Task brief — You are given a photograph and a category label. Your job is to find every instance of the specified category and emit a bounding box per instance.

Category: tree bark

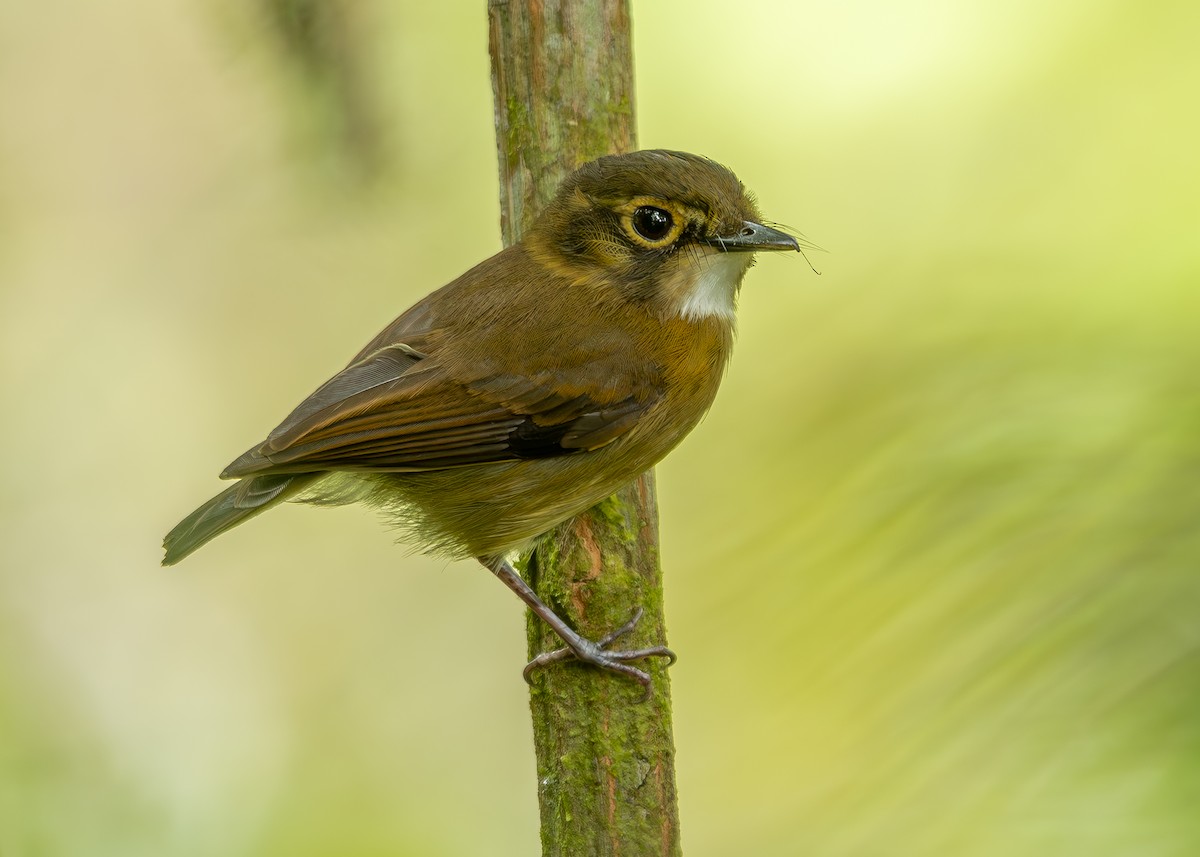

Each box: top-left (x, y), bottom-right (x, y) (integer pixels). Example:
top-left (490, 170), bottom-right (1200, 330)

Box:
top-left (487, 3), bottom-right (681, 855)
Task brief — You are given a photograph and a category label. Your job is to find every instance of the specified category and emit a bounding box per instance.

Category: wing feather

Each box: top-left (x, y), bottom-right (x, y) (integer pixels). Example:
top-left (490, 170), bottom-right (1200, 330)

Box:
top-left (221, 248), bottom-right (664, 479)
top-left (222, 340), bottom-right (655, 478)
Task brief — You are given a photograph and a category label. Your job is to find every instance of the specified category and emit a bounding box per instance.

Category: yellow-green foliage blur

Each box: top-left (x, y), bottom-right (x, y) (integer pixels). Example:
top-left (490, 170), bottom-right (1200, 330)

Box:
top-left (2, 1), bottom-right (1197, 855)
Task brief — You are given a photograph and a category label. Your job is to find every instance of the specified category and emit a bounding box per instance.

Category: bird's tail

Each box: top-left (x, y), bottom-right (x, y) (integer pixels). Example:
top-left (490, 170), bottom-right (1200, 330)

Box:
top-left (163, 473), bottom-right (318, 566)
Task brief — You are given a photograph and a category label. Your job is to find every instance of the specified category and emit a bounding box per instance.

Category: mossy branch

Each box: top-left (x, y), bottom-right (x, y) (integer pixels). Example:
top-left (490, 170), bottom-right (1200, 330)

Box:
top-left (487, 2), bottom-right (681, 855)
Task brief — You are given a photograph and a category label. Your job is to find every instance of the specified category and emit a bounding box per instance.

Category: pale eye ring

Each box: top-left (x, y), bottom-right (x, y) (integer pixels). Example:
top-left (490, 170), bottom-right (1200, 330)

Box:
top-left (631, 206), bottom-right (674, 242)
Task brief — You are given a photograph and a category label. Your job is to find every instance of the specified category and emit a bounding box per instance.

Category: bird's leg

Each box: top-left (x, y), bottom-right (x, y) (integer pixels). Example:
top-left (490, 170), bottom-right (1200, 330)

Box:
top-left (480, 555), bottom-right (676, 694)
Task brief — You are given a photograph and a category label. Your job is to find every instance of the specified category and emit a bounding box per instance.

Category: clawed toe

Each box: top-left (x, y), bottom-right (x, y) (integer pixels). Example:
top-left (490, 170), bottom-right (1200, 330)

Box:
top-left (481, 558), bottom-right (675, 698)
top-left (522, 607), bottom-right (676, 695)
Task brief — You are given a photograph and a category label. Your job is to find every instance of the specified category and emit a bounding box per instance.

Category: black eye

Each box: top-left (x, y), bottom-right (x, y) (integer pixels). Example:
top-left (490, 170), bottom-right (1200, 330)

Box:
top-left (631, 206), bottom-right (674, 242)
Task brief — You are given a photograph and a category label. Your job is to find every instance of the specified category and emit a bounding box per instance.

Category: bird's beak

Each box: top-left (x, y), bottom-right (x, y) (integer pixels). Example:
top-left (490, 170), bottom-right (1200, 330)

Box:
top-left (704, 220), bottom-right (800, 253)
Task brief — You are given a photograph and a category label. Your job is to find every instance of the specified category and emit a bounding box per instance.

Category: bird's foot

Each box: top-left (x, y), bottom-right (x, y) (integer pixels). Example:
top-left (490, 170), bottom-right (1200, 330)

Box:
top-left (522, 607), bottom-right (676, 697)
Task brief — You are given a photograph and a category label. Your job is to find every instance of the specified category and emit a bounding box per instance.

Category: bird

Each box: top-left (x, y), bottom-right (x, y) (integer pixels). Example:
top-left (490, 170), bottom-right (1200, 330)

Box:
top-left (163, 149), bottom-right (799, 690)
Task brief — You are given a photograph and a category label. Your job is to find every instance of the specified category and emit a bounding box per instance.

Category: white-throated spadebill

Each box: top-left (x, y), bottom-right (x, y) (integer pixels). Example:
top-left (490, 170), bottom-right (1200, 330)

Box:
top-left (164, 150), bottom-right (800, 690)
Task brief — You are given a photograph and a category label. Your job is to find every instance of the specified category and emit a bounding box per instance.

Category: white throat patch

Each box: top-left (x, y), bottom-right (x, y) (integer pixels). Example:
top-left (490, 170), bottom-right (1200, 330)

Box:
top-left (677, 252), bottom-right (751, 324)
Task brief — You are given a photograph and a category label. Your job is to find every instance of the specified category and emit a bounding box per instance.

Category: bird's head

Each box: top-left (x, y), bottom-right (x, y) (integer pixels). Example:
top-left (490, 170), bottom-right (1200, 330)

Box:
top-left (526, 149), bottom-right (799, 324)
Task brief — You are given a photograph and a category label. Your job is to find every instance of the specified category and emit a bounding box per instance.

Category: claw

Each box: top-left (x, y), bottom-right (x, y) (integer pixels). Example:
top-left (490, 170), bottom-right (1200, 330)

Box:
top-left (522, 607), bottom-right (677, 698)
top-left (481, 556), bottom-right (676, 699)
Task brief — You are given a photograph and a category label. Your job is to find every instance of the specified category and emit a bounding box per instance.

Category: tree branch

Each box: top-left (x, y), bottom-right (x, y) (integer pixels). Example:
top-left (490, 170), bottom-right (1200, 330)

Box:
top-left (488, 2), bottom-right (681, 855)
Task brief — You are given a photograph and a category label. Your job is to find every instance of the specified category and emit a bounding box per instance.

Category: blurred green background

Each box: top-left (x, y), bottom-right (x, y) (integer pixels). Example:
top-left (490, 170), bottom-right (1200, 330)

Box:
top-left (2, 1), bottom-right (1198, 854)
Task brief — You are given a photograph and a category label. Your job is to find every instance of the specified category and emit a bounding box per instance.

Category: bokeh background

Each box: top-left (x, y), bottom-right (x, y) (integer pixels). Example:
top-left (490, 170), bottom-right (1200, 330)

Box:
top-left (2, 1), bottom-right (1198, 854)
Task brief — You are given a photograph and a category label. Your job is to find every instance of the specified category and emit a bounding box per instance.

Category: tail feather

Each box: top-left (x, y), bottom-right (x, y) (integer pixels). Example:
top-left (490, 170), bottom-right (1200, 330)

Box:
top-left (163, 474), bottom-right (318, 565)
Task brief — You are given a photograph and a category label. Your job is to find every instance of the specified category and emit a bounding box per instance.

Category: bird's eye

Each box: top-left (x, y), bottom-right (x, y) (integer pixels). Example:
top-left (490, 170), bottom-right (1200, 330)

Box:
top-left (631, 206), bottom-right (674, 242)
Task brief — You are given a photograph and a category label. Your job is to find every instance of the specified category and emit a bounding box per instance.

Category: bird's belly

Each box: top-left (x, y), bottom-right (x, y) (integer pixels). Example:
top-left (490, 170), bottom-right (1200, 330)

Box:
top-left (318, 403), bottom-right (697, 559)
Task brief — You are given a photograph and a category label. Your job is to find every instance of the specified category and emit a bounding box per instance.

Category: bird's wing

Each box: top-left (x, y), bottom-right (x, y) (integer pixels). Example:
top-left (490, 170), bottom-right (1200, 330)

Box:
top-left (221, 341), bottom-right (654, 477)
